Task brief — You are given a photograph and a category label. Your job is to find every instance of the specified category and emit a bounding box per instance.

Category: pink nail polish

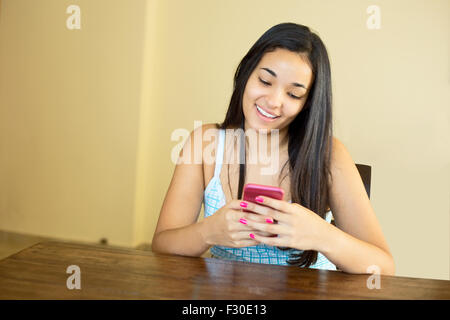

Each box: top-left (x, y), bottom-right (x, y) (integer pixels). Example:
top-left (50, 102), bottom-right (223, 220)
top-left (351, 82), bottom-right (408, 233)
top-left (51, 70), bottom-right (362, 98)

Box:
top-left (239, 218), bottom-right (247, 225)
top-left (240, 201), bottom-right (248, 208)
top-left (266, 218), bottom-right (274, 224)
top-left (255, 196), bottom-right (264, 203)
top-left (249, 233), bottom-right (255, 239)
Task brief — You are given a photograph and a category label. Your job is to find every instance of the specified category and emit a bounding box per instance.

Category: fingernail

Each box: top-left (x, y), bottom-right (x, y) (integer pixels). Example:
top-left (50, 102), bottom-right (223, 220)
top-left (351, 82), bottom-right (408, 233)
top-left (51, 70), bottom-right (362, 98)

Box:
top-left (239, 218), bottom-right (247, 225)
top-left (240, 201), bottom-right (248, 208)
top-left (249, 233), bottom-right (255, 239)
top-left (255, 196), bottom-right (264, 203)
top-left (266, 218), bottom-right (274, 224)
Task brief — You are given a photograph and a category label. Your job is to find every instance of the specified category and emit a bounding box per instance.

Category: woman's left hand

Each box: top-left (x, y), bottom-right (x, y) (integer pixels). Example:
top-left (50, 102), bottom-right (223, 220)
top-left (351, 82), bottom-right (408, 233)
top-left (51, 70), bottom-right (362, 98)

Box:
top-left (241, 196), bottom-right (330, 251)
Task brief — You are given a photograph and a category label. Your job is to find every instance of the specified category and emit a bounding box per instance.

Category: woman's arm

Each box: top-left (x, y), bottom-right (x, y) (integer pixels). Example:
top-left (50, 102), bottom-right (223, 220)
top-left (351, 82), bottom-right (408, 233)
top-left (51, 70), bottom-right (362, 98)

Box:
top-left (322, 137), bottom-right (395, 275)
top-left (152, 220), bottom-right (211, 257)
top-left (151, 124), bottom-right (216, 256)
top-left (317, 222), bottom-right (395, 275)
top-left (241, 136), bottom-right (395, 275)
top-left (152, 123), bottom-right (261, 256)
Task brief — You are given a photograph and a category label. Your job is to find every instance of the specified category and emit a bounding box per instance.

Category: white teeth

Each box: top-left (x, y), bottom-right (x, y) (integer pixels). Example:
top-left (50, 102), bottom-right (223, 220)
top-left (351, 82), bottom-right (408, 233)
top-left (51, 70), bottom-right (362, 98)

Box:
top-left (256, 105), bottom-right (278, 118)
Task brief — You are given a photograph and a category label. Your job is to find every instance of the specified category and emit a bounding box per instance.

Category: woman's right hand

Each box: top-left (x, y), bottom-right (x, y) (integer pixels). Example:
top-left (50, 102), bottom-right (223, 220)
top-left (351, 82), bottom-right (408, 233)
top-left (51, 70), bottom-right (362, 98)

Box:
top-left (201, 200), bottom-right (274, 248)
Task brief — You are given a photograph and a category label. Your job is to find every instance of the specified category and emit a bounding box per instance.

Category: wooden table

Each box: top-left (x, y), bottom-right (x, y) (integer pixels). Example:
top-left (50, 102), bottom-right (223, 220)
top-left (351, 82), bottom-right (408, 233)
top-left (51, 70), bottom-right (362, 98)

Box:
top-left (0, 241), bottom-right (449, 300)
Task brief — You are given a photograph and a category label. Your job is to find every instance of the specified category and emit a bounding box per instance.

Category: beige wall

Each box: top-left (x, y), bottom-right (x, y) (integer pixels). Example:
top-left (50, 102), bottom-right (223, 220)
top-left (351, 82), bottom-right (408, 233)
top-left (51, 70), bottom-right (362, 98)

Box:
top-left (0, 0), bottom-right (147, 246)
top-left (0, 0), bottom-right (448, 280)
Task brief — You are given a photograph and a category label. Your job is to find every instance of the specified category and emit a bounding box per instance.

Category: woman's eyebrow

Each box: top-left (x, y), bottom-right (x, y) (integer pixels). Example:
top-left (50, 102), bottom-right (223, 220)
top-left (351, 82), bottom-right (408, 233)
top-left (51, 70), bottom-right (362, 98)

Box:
top-left (260, 67), bottom-right (306, 89)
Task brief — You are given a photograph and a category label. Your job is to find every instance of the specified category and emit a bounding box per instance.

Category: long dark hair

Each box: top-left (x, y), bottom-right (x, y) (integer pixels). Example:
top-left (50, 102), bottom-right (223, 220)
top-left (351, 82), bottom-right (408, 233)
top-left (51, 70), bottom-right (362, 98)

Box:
top-left (218, 22), bottom-right (333, 268)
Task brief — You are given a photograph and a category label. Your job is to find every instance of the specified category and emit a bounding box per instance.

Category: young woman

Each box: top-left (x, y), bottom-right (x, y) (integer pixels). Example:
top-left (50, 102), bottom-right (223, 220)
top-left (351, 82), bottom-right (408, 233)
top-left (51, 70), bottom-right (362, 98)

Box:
top-left (152, 23), bottom-right (395, 275)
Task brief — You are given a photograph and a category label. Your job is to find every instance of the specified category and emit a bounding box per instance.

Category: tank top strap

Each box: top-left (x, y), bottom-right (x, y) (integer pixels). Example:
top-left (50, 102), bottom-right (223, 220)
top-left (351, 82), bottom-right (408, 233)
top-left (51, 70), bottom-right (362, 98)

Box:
top-left (213, 129), bottom-right (225, 178)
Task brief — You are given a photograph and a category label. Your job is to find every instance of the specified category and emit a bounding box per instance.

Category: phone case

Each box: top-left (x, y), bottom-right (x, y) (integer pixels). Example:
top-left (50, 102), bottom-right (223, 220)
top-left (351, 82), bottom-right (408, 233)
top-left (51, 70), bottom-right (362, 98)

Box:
top-left (242, 183), bottom-right (284, 213)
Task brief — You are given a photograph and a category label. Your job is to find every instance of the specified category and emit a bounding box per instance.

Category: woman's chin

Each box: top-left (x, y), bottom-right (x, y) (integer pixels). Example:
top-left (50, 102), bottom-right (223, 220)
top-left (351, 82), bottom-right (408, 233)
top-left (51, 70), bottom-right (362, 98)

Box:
top-left (245, 119), bottom-right (276, 132)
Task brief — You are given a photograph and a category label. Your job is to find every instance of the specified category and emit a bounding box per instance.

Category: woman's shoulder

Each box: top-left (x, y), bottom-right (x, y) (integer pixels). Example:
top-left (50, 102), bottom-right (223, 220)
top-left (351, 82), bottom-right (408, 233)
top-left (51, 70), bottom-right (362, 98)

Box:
top-left (190, 122), bottom-right (220, 136)
top-left (328, 136), bottom-right (360, 190)
top-left (201, 122), bottom-right (221, 133)
top-left (331, 136), bottom-right (344, 150)
top-left (330, 136), bottom-right (353, 167)
top-left (185, 123), bottom-right (221, 164)
top-left (195, 123), bottom-right (221, 145)
top-left (178, 123), bottom-right (219, 164)
top-left (186, 123), bottom-right (220, 143)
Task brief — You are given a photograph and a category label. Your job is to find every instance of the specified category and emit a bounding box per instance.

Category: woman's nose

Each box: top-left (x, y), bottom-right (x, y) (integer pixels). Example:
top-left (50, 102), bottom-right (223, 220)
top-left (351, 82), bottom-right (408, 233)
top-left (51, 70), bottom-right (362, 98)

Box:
top-left (266, 88), bottom-right (283, 109)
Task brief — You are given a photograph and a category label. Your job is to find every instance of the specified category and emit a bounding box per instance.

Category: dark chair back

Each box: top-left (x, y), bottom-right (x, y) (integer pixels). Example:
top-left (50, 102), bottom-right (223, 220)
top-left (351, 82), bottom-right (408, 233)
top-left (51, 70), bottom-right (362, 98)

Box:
top-left (355, 164), bottom-right (371, 199)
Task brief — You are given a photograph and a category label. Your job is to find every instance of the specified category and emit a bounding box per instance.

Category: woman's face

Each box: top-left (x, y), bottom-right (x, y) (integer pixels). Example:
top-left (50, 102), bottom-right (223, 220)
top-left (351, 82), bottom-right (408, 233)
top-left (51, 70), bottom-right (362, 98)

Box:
top-left (242, 48), bottom-right (314, 133)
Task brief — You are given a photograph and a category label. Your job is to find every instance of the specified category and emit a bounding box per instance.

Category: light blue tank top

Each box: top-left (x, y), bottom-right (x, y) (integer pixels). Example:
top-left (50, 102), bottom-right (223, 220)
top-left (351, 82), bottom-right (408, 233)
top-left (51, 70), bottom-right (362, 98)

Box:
top-left (203, 129), bottom-right (337, 270)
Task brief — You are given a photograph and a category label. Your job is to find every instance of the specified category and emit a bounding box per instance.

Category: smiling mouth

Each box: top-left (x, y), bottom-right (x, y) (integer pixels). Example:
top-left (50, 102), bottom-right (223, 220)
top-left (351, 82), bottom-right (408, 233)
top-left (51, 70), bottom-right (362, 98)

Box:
top-left (255, 104), bottom-right (280, 119)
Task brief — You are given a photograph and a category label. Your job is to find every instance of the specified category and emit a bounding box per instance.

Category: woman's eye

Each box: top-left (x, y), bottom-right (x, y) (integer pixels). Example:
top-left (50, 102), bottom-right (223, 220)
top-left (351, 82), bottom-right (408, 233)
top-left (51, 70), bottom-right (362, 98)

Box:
top-left (259, 78), bottom-right (270, 86)
top-left (259, 77), bottom-right (302, 100)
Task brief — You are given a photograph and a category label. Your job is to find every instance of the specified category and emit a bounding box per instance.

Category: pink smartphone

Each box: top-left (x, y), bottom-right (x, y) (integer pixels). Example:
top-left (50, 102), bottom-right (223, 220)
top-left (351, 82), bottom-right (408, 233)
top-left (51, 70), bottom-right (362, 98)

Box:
top-left (242, 183), bottom-right (284, 213)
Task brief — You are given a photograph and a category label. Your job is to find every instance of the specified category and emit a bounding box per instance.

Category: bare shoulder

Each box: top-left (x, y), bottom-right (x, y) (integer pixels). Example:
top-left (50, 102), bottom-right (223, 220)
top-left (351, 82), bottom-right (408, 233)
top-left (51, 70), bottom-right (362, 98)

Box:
top-left (329, 137), bottom-right (356, 176)
top-left (328, 137), bottom-right (361, 202)
top-left (191, 123), bottom-right (220, 147)
top-left (328, 136), bottom-right (370, 223)
top-left (153, 123), bottom-right (220, 236)
top-left (200, 123), bottom-right (220, 141)
top-left (331, 137), bottom-right (351, 163)
top-left (328, 137), bottom-right (392, 257)
top-left (180, 123), bottom-right (220, 162)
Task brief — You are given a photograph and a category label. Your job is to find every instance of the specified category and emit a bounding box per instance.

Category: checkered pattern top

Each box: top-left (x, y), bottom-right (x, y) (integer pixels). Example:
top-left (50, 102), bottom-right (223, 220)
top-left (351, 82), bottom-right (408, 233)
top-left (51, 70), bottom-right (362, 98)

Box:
top-left (203, 129), bottom-right (337, 270)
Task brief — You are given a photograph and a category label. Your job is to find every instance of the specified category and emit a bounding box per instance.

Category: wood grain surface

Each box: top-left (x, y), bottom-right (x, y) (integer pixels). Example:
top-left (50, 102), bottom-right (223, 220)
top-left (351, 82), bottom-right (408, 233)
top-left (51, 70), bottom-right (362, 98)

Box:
top-left (0, 241), bottom-right (448, 300)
